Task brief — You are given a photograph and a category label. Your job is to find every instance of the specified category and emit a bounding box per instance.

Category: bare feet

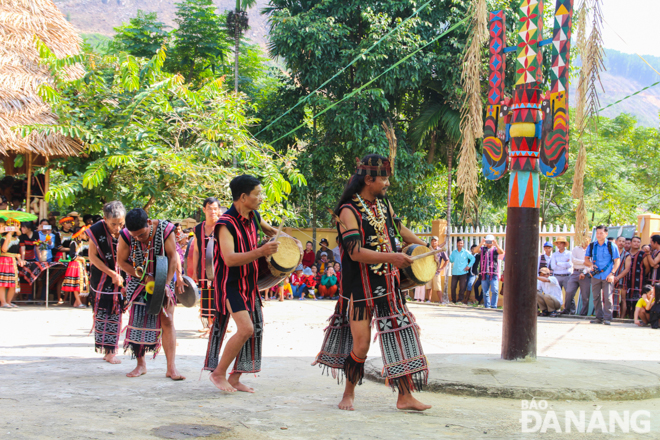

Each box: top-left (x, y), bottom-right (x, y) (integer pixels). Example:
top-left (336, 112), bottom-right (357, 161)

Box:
top-left (126, 364), bottom-right (147, 377)
top-left (210, 373), bottom-right (236, 392)
top-left (396, 394), bottom-right (432, 411)
top-left (103, 353), bottom-right (122, 364)
top-left (228, 373), bottom-right (254, 393)
top-left (166, 367), bottom-right (186, 381)
top-left (338, 392), bottom-right (355, 411)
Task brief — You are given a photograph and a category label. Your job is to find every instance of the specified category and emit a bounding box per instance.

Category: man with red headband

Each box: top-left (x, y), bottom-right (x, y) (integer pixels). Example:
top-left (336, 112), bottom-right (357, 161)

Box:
top-left (313, 154), bottom-right (431, 412)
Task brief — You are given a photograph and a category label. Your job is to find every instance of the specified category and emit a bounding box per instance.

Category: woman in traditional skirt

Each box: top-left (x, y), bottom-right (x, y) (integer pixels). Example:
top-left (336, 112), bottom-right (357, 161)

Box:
top-left (54, 216), bottom-right (75, 262)
top-left (60, 226), bottom-right (89, 308)
top-left (86, 201), bottom-right (126, 364)
top-left (0, 219), bottom-right (21, 308)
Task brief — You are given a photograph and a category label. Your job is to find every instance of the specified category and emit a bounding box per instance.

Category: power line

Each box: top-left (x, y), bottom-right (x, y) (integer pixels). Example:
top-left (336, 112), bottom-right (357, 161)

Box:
top-left (255, 0), bottom-right (436, 137)
top-left (597, 80), bottom-right (660, 113)
top-left (269, 16), bottom-right (469, 145)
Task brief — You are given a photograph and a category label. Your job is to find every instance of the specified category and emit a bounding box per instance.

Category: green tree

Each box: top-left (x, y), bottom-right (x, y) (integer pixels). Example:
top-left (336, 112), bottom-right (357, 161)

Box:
top-left (23, 40), bottom-right (305, 220)
top-left (227, 0), bottom-right (256, 93)
top-left (171, 0), bottom-right (230, 84)
top-left (111, 10), bottom-right (169, 59)
top-left (260, 0), bottom-right (470, 227)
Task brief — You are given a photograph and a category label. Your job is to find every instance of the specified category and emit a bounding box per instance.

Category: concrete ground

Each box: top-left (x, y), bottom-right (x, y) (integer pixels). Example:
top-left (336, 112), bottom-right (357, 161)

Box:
top-left (2, 300), bottom-right (660, 439)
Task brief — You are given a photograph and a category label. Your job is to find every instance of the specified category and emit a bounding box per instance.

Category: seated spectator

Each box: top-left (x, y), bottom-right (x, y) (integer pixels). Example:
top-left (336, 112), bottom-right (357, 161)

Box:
top-left (290, 265), bottom-right (305, 299)
top-left (302, 241), bottom-right (315, 268)
top-left (634, 284), bottom-right (654, 327)
top-left (319, 267), bottom-right (338, 299)
top-left (302, 266), bottom-right (318, 300)
top-left (537, 267), bottom-right (563, 317)
top-left (282, 277), bottom-right (293, 300)
top-left (317, 252), bottom-right (330, 274)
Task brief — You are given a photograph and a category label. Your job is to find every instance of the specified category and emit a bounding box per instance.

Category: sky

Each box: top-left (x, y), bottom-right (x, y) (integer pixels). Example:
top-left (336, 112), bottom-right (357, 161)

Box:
top-left (601, 0), bottom-right (660, 57)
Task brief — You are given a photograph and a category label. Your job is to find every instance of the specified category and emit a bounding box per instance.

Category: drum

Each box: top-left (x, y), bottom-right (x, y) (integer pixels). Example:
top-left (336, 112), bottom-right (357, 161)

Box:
top-left (177, 275), bottom-right (200, 307)
top-left (257, 235), bottom-right (302, 291)
top-left (399, 244), bottom-right (438, 291)
top-left (147, 255), bottom-right (169, 315)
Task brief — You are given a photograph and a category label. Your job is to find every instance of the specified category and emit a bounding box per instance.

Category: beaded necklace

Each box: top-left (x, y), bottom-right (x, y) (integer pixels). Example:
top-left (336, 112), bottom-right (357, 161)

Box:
top-left (131, 222), bottom-right (153, 280)
top-left (354, 194), bottom-right (390, 276)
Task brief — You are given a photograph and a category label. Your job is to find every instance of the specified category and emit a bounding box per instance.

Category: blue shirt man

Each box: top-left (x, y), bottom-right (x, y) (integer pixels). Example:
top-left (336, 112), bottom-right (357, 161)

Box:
top-left (450, 246), bottom-right (476, 276)
top-left (585, 226), bottom-right (621, 325)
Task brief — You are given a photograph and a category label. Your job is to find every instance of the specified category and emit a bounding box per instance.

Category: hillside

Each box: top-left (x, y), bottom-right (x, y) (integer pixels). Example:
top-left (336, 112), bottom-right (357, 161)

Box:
top-left (54, 0), bottom-right (271, 47)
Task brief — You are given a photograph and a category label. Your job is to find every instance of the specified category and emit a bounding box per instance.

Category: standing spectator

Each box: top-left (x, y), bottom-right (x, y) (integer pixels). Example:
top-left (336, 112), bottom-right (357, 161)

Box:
top-left (612, 236), bottom-right (630, 318)
top-left (448, 238), bottom-right (475, 304)
top-left (585, 225), bottom-right (621, 325)
top-left (624, 237), bottom-right (632, 254)
top-left (19, 221), bottom-right (37, 262)
top-left (625, 236), bottom-right (647, 317)
top-left (538, 242), bottom-right (553, 272)
top-left (37, 219), bottom-right (56, 262)
top-left (565, 238), bottom-right (591, 316)
top-left (645, 235), bottom-right (660, 285)
top-left (467, 244), bottom-right (482, 305)
top-left (315, 238), bottom-right (330, 264)
top-left (479, 234), bottom-right (504, 309)
top-left (301, 241), bottom-right (315, 268)
top-left (549, 237), bottom-right (573, 312)
top-left (319, 266), bottom-right (338, 299)
top-left (331, 237), bottom-right (341, 265)
top-left (537, 267), bottom-right (563, 316)
top-left (428, 236), bottom-right (448, 302)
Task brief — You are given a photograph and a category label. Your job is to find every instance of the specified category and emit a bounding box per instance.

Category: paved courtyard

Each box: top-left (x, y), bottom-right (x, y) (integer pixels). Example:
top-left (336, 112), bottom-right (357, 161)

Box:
top-left (2, 301), bottom-right (660, 439)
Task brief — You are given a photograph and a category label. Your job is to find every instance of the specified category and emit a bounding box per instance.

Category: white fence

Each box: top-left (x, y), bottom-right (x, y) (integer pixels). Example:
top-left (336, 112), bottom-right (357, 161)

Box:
top-left (446, 224), bottom-right (576, 255)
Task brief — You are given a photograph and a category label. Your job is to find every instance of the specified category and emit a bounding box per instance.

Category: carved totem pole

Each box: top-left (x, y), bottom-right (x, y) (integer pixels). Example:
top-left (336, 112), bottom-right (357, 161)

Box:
top-left (482, 0), bottom-right (573, 359)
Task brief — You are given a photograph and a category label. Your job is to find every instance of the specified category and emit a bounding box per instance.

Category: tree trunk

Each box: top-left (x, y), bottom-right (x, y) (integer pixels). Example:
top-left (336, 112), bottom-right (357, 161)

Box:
top-left (143, 195), bottom-right (156, 213)
top-left (427, 131), bottom-right (437, 164)
top-left (234, 8), bottom-right (240, 94)
top-left (443, 141), bottom-right (454, 304)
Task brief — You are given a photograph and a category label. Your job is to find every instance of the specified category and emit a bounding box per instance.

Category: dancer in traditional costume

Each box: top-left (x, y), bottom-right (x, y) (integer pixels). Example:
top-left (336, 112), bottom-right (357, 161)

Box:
top-left (0, 219), bottom-right (21, 308)
top-left (193, 197), bottom-right (222, 334)
top-left (117, 208), bottom-right (185, 380)
top-left (313, 154), bottom-right (431, 411)
top-left (86, 201), bottom-right (126, 364)
top-left (205, 175), bottom-right (279, 393)
top-left (61, 227), bottom-right (90, 305)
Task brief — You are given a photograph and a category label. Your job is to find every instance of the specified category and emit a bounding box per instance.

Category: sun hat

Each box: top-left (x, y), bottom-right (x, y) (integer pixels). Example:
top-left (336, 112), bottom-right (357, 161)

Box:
top-left (554, 236), bottom-right (569, 246)
top-left (303, 267), bottom-right (313, 276)
top-left (539, 267), bottom-right (551, 275)
top-left (295, 264), bottom-right (303, 271)
top-left (485, 234), bottom-right (495, 241)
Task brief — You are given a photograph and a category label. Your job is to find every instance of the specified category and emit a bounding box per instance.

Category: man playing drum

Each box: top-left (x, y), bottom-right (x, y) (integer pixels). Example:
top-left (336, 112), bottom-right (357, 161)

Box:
top-left (117, 208), bottom-right (185, 380)
top-left (313, 154), bottom-right (432, 411)
top-left (193, 197), bottom-right (222, 335)
top-left (204, 175), bottom-right (279, 393)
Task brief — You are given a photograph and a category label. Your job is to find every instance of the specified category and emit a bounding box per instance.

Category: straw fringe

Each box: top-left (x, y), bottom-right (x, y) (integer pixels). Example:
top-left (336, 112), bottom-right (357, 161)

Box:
top-left (456, 0), bottom-right (487, 219)
top-left (0, 0), bottom-right (83, 156)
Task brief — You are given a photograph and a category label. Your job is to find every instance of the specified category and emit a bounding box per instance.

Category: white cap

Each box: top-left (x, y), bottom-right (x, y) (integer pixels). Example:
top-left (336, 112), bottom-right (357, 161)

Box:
top-left (485, 234), bottom-right (495, 241)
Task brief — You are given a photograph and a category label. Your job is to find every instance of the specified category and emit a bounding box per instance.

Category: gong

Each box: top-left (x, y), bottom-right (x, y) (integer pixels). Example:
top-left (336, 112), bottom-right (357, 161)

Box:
top-left (205, 238), bottom-right (215, 282)
top-left (147, 255), bottom-right (169, 315)
top-left (177, 275), bottom-right (200, 307)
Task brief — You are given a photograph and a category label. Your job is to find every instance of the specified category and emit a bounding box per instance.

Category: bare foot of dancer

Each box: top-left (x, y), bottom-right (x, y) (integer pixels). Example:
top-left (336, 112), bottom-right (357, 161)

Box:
top-left (396, 393), bottom-right (432, 411)
top-left (209, 372), bottom-right (237, 392)
top-left (228, 373), bottom-right (254, 393)
top-left (126, 364), bottom-right (147, 377)
top-left (338, 392), bottom-right (355, 411)
top-left (103, 353), bottom-right (122, 364)
top-left (166, 367), bottom-right (186, 381)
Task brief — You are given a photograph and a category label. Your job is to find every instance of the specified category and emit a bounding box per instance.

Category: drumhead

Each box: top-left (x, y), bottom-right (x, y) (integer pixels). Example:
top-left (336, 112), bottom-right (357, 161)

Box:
top-left (269, 236), bottom-right (300, 273)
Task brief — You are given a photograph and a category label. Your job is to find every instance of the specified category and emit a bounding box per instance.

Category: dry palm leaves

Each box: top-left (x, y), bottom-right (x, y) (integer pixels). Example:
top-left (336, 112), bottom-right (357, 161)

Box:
top-left (456, 0), bottom-right (487, 220)
top-left (0, 0), bottom-right (83, 157)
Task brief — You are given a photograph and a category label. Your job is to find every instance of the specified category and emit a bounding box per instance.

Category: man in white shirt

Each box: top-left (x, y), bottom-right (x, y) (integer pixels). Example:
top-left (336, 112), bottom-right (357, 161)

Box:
top-left (537, 267), bottom-right (563, 316)
top-left (549, 237), bottom-right (573, 312)
top-left (564, 238), bottom-right (591, 315)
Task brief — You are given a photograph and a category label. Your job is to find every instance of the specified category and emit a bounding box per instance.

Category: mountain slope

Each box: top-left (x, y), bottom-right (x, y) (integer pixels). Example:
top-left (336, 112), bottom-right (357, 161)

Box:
top-left (54, 0), bottom-right (271, 47)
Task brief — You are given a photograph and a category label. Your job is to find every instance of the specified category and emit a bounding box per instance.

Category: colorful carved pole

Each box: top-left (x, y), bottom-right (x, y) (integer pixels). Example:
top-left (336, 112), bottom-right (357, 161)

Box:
top-left (482, 0), bottom-right (574, 360)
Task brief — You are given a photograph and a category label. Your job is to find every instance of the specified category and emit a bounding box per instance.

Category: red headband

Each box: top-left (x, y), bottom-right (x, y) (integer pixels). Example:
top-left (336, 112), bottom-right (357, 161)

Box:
top-left (355, 157), bottom-right (391, 177)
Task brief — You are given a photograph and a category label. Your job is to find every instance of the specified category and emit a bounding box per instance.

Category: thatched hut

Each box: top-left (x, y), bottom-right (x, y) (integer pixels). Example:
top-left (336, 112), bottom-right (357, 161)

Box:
top-left (0, 0), bottom-right (83, 216)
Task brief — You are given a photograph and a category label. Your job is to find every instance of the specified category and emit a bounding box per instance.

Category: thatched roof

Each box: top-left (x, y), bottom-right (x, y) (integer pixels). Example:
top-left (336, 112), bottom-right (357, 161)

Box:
top-left (0, 0), bottom-right (83, 157)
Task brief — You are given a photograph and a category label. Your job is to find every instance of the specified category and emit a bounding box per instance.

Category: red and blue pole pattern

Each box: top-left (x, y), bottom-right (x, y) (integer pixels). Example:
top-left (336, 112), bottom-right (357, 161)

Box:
top-left (482, 0), bottom-right (573, 208)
